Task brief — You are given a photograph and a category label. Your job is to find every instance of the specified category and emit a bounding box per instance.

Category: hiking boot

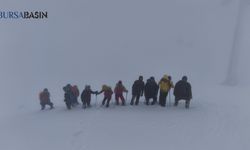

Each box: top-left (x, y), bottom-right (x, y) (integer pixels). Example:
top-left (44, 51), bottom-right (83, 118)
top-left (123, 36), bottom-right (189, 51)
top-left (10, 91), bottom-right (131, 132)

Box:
top-left (160, 104), bottom-right (166, 107)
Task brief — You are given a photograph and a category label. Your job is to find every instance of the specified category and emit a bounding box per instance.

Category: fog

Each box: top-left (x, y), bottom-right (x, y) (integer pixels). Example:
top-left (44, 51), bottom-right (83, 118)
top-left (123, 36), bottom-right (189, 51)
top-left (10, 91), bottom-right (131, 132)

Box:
top-left (0, 0), bottom-right (249, 114)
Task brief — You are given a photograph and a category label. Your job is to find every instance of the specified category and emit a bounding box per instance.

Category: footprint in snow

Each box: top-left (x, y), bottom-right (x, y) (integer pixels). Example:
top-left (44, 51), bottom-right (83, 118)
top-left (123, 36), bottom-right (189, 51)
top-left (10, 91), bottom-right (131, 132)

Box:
top-left (73, 130), bottom-right (83, 137)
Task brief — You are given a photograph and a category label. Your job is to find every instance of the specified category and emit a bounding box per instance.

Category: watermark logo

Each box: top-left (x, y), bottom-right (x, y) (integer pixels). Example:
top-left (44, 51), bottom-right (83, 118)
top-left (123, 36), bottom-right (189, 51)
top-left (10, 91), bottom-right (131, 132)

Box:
top-left (0, 11), bottom-right (48, 19)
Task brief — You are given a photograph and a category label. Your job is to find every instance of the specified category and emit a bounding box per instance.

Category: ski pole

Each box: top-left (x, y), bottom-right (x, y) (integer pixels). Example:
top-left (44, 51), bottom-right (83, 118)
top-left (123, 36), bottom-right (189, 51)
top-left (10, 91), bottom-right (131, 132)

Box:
top-left (95, 94), bottom-right (98, 108)
top-left (125, 92), bottom-right (128, 105)
top-left (126, 92), bottom-right (128, 101)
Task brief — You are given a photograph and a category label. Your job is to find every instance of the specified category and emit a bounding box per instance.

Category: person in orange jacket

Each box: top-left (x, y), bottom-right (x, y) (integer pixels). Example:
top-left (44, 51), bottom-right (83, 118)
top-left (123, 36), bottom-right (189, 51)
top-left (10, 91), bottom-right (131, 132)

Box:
top-left (39, 88), bottom-right (54, 110)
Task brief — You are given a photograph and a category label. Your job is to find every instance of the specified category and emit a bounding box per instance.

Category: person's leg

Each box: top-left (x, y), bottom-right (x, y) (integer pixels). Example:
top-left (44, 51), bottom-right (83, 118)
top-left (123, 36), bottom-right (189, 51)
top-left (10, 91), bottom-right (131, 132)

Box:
top-left (82, 99), bottom-right (87, 108)
top-left (130, 95), bottom-right (135, 105)
top-left (162, 92), bottom-right (168, 107)
top-left (66, 102), bottom-right (71, 109)
top-left (174, 98), bottom-right (179, 106)
top-left (106, 97), bottom-right (111, 107)
top-left (87, 98), bottom-right (91, 107)
top-left (145, 97), bottom-right (149, 105)
top-left (159, 92), bottom-right (163, 106)
top-left (185, 99), bottom-right (190, 109)
top-left (151, 96), bottom-right (157, 105)
top-left (135, 94), bottom-right (140, 105)
top-left (71, 97), bottom-right (76, 107)
top-left (120, 95), bottom-right (125, 105)
top-left (102, 97), bottom-right (107, 105)
top-left (48, 101), bottom-right (54, 109)
top-left (40, 102), bottom-right (45, 110)
top-left (115, 95), bottom-right (119, 105)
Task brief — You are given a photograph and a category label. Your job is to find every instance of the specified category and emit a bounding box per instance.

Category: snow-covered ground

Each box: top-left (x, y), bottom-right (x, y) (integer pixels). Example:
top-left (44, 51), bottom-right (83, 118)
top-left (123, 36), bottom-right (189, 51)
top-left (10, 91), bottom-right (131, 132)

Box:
top-left (0, 0), bottom-right (250, 150)
top-left (0, 84), bottom-right (249, 150)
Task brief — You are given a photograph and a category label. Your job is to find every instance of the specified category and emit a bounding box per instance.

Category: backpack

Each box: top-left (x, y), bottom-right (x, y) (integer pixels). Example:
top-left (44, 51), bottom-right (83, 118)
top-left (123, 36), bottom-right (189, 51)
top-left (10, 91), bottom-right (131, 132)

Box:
top-left (39, 91), bottom-right (49, 102)
top-left (159, 79), bottom-right (171, 92)
top-left (71, 86), bottom-right (79, 97)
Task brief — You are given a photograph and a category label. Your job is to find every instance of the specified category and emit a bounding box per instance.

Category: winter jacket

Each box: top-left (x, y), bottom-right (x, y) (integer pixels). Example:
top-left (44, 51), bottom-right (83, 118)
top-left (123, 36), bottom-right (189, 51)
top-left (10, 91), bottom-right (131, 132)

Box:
top-left (63, 86), bottom-right (74, 103)
top-left (39, 91), bottom-right (50, 103)
top-left (132, 80), bottom-right (144, 96)
top-left (174, 80), bottom-right (192, 100)
top-left (114, 83), bottom-right (127, 96)
top-left (81, 89), bottom-right (96, 102)
top-left (159, 75), bottom-right (174, 93)
top-left (64, 92), bottom-right (72, 103)
top-left (144, 79), bottom-right (159, 98)
top-left (98, 86), bottom-right (113, 98)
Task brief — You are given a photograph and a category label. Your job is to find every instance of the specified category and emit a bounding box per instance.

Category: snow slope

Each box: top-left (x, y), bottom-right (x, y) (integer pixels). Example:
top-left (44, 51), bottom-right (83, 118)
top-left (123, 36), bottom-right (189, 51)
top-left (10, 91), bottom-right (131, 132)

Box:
top-left (0, 84), bottom-right (249, 150)
top-left (0, 0), bottom-right (250, 150)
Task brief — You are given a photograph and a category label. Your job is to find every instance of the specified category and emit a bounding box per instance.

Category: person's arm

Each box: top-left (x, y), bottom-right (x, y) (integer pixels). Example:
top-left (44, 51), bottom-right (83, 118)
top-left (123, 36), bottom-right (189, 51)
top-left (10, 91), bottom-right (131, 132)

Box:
top-left (132, 82), bottom-right (135, 93)
top-left (90, 90), bottom-right (98, 94)
top-left (123, 86), bottom-right (128, 93)
top-left (97, 90), bottom-right (104, 95)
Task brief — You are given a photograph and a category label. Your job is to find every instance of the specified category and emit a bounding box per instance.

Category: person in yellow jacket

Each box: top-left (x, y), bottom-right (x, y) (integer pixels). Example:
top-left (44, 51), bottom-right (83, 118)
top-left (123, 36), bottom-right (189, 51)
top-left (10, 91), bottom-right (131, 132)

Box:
top-left (158, 75), bottom-right (174, 107)
top-left (97, 85), bottom-right (113, 108)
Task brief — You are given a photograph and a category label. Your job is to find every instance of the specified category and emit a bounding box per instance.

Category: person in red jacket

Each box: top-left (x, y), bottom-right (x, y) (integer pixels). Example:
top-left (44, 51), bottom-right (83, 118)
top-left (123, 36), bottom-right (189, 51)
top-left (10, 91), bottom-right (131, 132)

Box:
top-left (39, 88), bottom-right (54, 110)
top-left (114, 80), bottom-right (128, 105)
top-left (97, 85), bottom-right (113, 108)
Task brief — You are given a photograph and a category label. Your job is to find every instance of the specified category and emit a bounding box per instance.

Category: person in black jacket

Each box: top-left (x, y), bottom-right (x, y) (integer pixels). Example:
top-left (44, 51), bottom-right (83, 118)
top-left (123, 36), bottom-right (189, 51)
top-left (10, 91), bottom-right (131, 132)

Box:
top-left (144, 77), bottom-right (159, 105)
top-left (81, 85), bottom-right (98, 109)
top-left (130, 76), bottom-right (145, 105)
top-left (174, 76), bottom-right (192, 109)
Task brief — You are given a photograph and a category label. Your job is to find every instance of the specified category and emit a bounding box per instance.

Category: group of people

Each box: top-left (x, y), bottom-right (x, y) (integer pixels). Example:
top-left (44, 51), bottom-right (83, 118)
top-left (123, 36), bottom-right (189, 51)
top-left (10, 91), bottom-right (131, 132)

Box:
top-left (39, 75), bottom-right (192, 110)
